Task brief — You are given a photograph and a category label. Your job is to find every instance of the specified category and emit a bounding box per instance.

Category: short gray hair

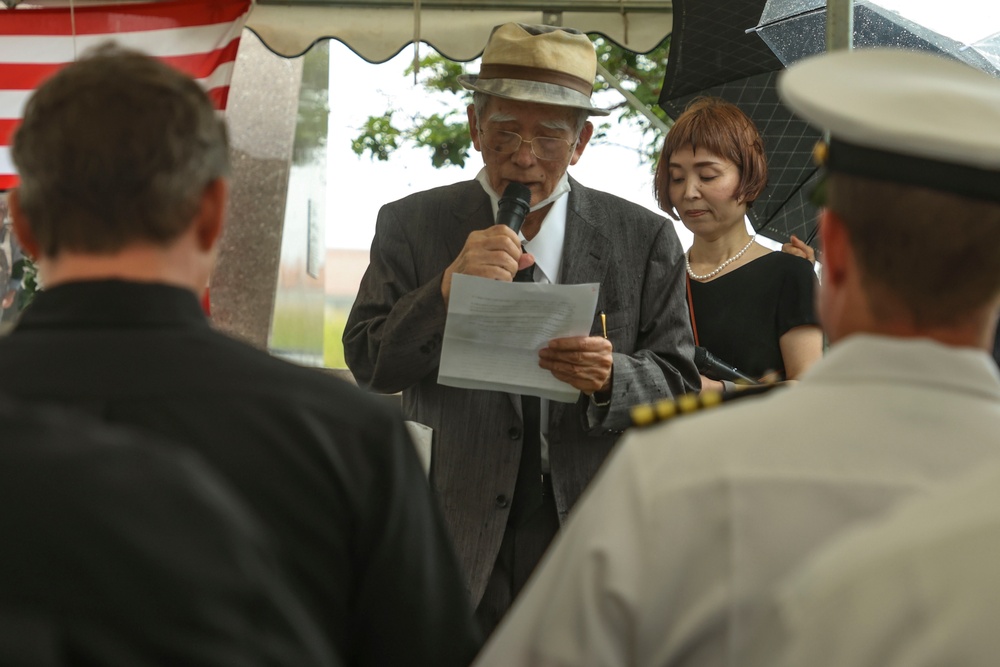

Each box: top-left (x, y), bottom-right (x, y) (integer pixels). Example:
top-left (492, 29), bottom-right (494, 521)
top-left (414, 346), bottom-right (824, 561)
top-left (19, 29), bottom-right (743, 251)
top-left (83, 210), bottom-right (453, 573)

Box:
top-left (12, 43), bottom-right (229, 257)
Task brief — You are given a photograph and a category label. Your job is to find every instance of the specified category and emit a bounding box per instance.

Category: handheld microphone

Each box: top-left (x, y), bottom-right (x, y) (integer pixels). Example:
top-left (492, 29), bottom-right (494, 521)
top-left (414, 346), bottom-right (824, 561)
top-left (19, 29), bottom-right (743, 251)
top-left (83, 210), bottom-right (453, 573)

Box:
top-left (694, 346), bottom-right (759, 385)
top-left (497, 182), bottom-right (532, 233)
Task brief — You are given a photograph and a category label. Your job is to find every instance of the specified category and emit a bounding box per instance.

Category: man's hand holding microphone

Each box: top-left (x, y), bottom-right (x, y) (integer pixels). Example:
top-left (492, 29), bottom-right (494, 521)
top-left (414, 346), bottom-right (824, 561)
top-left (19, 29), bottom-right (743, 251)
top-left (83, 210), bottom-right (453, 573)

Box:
top-left (441, 182), bottom-right (534, 304)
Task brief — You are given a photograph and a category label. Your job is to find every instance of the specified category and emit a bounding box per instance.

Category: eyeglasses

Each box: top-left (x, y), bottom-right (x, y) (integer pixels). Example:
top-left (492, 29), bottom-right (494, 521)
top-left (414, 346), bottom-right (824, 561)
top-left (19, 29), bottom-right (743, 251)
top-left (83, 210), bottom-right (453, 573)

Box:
top-left (479, 129), bottom-right (576, 162)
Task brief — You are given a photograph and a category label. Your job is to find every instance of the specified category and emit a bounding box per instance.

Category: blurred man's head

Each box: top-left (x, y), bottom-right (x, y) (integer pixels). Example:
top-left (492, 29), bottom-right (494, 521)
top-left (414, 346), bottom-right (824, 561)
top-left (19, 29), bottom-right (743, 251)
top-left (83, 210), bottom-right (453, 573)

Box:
top-left (10, 43), bottom-right (229, 259)
top-left (779, 49), bottom-right (1000, 344)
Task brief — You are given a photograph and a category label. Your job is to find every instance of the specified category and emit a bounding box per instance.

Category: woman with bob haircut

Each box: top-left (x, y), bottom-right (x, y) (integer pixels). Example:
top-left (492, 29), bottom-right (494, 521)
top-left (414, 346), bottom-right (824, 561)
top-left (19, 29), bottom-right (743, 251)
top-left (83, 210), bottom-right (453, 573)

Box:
top-left (654, 97), bottom-right (823, 390)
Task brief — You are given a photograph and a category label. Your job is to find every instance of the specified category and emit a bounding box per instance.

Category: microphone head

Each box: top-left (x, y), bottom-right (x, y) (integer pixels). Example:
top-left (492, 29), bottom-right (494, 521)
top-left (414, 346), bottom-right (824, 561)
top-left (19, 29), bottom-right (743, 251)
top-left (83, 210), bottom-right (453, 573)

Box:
top-left (694, 346), bottom-right (759, 384)
top-left (496, 182), bottom-right (532, 233)
top-left (499, 182), bottom-right (531, 208)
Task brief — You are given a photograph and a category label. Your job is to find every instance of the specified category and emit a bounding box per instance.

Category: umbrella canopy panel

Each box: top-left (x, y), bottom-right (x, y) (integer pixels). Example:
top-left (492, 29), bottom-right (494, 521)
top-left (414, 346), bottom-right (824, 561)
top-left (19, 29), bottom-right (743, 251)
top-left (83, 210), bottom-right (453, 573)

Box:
top-left (756, 0), bottom-right (1000, 77)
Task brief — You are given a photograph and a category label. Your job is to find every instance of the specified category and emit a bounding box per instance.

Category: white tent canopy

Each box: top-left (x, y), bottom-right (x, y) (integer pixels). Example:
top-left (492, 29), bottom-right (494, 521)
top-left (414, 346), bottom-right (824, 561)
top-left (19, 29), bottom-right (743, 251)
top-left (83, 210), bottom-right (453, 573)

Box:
top-left (3, 0), bottom-right (673, 61)
top-left (247, 0), bottom-right (673, 61)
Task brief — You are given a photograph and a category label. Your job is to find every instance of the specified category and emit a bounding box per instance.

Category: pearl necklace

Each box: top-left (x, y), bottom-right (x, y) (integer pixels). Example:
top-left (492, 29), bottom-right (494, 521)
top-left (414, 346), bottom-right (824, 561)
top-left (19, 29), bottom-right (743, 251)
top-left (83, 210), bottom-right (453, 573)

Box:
top-left (686, 235), bottom-right (756, 281)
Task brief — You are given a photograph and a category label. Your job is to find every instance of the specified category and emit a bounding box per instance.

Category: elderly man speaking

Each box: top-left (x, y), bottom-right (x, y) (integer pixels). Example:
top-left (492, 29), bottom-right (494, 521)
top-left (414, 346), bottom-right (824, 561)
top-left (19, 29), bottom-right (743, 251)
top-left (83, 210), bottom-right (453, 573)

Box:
top-left (344, 22), bottom-right (699, 632)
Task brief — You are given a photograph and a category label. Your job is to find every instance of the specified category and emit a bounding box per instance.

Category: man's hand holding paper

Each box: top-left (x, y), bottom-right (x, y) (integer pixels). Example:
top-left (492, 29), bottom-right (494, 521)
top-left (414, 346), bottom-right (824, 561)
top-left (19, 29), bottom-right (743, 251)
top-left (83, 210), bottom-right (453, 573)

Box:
top-left (438, 274), bottom-right (600, 402)
top-left (538, 335), bottom-right (613, 396)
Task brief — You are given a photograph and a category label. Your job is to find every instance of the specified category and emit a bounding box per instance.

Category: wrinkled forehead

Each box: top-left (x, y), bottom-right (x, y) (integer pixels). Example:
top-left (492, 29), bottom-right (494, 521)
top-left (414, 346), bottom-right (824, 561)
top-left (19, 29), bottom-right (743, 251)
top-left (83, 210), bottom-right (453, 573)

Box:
top-left (481, 96), bottom-right (579, 131)
top-left (485, 113), bottom-right (574, 134)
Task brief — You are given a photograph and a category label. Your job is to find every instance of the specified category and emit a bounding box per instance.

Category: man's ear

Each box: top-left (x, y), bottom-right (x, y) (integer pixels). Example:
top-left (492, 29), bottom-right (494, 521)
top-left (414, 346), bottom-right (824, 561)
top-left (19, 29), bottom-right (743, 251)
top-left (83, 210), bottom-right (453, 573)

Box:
top-left (467, 104), bottom-right (482, 152)
top-left (569, 121), bottom-right (594, 166)
top-left (7, 190), bottom-right (40, 259)
top-left (194, 178), bottom-right (227, 252)
top-left (819, 208), bottom-right (851, 287)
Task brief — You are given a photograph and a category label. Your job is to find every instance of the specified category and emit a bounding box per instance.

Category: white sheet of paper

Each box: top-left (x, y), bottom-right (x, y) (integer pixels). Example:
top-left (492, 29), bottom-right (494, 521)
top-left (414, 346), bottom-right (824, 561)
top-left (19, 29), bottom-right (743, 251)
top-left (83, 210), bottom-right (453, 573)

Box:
top-left (438, 274), bottom-right (600, 403)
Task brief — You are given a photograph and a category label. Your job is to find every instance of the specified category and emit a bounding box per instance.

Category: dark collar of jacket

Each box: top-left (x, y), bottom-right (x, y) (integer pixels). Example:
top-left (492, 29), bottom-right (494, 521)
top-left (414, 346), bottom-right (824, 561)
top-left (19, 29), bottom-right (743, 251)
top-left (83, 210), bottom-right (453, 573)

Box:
top-left (13, 280), bottom-right (209, 332)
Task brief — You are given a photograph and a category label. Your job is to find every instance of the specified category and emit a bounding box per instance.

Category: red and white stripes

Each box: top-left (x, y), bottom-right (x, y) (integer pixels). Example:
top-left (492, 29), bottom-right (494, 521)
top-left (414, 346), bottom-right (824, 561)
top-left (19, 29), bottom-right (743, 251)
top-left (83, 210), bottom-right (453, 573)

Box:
top-left (0, 0), bottom-right (252, 190)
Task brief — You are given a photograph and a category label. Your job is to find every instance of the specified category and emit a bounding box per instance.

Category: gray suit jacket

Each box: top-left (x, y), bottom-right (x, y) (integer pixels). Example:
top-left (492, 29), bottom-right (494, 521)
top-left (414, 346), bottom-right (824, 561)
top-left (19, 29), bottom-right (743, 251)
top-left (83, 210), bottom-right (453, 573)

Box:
top-left (344, 177), bottom-right (699, 604)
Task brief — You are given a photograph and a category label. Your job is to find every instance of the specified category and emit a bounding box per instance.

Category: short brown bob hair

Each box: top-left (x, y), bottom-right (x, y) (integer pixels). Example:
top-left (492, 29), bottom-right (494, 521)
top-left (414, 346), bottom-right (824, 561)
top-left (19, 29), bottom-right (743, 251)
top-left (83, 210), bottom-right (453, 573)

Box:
top-left (654, 97), bottom-right (768, 219)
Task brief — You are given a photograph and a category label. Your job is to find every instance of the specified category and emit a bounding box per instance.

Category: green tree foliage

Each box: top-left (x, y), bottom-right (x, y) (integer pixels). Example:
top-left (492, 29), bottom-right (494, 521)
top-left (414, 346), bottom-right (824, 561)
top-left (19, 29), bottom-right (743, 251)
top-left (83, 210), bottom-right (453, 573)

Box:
top-left (592, 36), bottom-right (672, 165)
top-left (351, 112), bottom-right (402, 161)
top-left (350, 53), bottom-right (473, 167)
top-left (351, 35), bottom-right (670, 170)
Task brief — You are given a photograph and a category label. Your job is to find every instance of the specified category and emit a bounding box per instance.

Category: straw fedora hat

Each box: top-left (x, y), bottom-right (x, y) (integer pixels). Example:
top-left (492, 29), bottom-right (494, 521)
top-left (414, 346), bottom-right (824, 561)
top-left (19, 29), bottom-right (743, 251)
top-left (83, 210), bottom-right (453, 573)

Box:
top-left (458, 23), bottom-right (611, 116)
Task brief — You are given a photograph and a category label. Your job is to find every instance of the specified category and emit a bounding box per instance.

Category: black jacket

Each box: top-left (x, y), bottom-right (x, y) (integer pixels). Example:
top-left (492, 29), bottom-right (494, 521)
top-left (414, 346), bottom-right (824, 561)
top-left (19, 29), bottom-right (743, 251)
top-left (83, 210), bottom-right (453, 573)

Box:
top-left (0, 280), bottom-right (481, 667)
top-left (0, 395), bottom-right (337, 667)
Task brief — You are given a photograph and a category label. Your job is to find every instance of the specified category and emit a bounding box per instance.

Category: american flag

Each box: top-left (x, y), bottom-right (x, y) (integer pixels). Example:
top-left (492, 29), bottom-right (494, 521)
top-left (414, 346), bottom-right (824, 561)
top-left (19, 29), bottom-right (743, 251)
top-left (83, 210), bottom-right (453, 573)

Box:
top-left (0, 0), bottom-right (252, 190)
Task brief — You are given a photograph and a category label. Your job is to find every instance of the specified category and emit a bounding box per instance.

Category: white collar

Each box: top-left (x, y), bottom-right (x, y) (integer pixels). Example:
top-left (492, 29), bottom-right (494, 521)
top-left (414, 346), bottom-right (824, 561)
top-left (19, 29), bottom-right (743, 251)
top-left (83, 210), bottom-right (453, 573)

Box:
top-left (475, 169), bottom-right (572, 214)
top-left (809, 334), bottom-right (1000, 399)
top-left (522, 196), bottom-right (567, 285)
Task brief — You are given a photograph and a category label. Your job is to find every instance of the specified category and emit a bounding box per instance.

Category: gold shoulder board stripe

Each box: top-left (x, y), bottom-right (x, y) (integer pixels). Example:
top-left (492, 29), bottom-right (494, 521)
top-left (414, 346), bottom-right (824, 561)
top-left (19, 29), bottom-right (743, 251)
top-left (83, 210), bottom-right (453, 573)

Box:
top-left (629, 383), bottom-right (782, 429)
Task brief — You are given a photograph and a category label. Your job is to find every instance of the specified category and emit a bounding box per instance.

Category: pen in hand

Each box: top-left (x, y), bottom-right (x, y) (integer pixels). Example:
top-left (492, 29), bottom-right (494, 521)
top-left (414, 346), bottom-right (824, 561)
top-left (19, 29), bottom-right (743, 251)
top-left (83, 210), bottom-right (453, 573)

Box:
top-left (600, 310), bottom-right (607, 339)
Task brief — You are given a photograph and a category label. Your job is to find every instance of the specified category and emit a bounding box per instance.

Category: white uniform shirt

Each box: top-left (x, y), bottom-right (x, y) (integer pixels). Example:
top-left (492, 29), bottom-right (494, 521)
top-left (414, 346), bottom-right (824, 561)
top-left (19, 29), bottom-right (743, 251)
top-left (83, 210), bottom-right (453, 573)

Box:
top-left (473, 334), bottom-right (1000, 667)
top-left (753, 460), bottom-right (1000, 667)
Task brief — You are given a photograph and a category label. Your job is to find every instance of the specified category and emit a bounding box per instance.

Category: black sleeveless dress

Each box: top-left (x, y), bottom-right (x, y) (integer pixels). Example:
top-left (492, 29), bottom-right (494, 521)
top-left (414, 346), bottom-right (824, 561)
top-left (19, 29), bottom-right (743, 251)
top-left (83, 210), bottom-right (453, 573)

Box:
top-left (688, 252), bottom-right (819, 381)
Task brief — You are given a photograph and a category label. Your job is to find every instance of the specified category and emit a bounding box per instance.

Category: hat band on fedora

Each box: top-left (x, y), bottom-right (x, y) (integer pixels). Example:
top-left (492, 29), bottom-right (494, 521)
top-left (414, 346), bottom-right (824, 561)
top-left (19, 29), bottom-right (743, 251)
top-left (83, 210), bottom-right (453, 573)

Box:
top-left (477, 63), bottom-right (593, 97)
top-left (829, 139), bottom-right (1000, 204)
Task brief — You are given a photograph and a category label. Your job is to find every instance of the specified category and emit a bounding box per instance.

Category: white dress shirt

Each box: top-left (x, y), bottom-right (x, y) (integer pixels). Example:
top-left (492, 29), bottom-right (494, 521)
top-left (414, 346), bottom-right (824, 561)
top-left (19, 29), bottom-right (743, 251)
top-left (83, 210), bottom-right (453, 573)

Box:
top-left (476, 169), bottom-right (571, 472)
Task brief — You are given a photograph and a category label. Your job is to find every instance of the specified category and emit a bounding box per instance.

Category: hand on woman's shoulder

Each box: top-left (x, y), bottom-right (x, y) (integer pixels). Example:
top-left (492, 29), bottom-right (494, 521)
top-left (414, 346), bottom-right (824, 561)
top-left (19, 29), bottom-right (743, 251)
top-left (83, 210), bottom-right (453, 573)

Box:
top-left (781, 234), bottom-right (816, 264)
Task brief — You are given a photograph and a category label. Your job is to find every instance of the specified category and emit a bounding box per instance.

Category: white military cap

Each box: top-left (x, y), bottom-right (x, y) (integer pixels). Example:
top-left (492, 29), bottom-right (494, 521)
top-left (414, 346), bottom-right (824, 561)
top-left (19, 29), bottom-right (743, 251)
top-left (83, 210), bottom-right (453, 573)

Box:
top-left (778, 48), bottom-right (1000, 202)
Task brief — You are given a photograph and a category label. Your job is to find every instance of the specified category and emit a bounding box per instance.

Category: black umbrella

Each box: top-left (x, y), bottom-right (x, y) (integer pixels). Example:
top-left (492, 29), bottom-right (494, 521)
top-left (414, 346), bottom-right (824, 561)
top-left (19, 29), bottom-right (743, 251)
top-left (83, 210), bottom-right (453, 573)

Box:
top-left (658, 0), bottom-right (824, 251)
top-left (658, 0), bottom-right (1000, 253)
top-left (754, 0), bottom-right (1000, 76)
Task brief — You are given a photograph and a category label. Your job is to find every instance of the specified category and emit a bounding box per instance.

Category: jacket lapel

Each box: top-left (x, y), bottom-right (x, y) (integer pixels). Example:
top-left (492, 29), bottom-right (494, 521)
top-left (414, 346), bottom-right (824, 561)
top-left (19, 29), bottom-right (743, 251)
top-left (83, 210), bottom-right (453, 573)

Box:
top-left (560, 180), bottom-right (612, 302)
top-left (445, 181), bottom-right (494, 261)
top-left (551, 180), bottom-right (611, 426)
